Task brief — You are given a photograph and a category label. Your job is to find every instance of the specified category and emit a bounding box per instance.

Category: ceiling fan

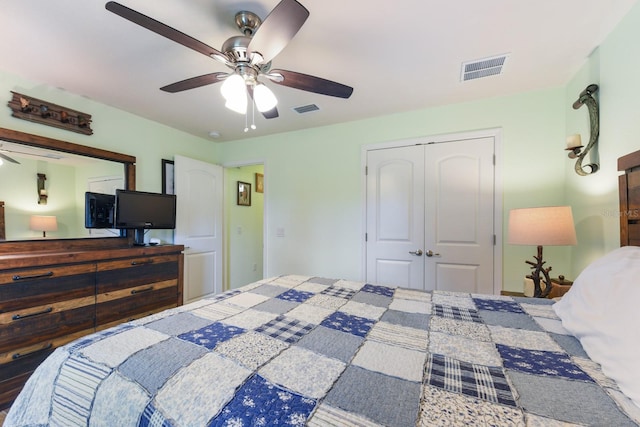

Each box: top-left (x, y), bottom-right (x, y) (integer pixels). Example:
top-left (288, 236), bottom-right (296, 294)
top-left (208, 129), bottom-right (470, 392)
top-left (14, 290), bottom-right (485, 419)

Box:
top-left (105, 0), bottom-right (354, 119)
top-left (0, 145), bottom-right (20, 165)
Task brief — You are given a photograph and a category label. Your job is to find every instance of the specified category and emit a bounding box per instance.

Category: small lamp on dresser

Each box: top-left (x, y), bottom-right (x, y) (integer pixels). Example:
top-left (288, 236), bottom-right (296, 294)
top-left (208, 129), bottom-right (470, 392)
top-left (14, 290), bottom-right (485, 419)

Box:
top-left (29, 215), bottom-right (57, 238)
top-left (508, 206), bottom-right (577, 298)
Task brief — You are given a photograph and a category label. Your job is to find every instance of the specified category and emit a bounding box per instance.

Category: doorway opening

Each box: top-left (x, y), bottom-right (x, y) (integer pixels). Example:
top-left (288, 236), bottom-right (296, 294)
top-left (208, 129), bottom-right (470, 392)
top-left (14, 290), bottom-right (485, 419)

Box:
top-left (224, 162), bottom-right (265, 290)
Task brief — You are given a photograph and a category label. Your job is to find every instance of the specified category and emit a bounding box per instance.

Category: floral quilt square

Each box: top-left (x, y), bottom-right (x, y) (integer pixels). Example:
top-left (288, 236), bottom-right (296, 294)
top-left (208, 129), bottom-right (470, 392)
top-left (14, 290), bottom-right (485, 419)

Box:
top-left (497, 344), bottom-right (594, 381)
top-left (361, 283), bottom-right (395, 297)
top-left (178, 322), bottom-right (245, 350)
top-left (472, 298), bottom-right (525, 314)
top-left (320, 311), bottom-right (375, 337)
top-left (208, 374), bottom-right (316, 427)
top-left (276, 289), bottom-right (314, 303)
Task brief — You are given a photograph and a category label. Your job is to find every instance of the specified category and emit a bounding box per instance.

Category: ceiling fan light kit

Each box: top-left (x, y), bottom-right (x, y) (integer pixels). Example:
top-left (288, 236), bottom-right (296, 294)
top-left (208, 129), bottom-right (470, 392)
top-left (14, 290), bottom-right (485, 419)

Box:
top-left (105, 0), bottom-right (353, 130)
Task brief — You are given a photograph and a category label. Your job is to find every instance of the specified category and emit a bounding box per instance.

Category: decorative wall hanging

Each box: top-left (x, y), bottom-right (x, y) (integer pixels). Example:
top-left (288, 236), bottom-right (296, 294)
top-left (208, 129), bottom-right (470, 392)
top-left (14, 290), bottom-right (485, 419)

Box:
top-left (566, 84), bottom-right (599, 175)
top-left (37, 173), bottom-right (48, 204)
top-left (7, 91), bottom-right (93, 135)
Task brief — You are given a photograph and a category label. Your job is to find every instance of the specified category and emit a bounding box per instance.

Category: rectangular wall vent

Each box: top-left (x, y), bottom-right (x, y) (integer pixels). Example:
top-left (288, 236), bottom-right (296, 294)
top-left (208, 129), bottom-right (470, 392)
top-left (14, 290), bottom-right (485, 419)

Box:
top-left (293, 104), bottom-right (320, 114)
top-left (461, 54), bottom-right (509, 82)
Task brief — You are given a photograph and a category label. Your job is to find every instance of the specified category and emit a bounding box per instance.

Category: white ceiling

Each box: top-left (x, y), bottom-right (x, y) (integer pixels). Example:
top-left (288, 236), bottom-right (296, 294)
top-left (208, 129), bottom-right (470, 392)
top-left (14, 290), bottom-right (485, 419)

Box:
top-left (0, 1), bottom-right (637, 143)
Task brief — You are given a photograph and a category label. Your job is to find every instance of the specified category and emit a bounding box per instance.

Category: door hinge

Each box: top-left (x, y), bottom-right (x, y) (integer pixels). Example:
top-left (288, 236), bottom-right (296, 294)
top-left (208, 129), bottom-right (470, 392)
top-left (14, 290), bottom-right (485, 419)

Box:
top-left (365, 233), bottom-right (368, 242)
top-left (493, 154), bottom-right (496, 165)
top-left (365, 166), bottom-right (368, 175)
top-left (493, 234), bottom-right (496, 245)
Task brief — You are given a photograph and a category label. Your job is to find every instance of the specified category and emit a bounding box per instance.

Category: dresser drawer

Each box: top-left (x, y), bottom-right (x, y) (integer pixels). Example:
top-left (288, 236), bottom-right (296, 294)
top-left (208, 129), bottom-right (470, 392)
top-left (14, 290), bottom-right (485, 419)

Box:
top-left (96, 254), bottom-right (180, 326)
top-left (0, 264), bottom-right (95, 313)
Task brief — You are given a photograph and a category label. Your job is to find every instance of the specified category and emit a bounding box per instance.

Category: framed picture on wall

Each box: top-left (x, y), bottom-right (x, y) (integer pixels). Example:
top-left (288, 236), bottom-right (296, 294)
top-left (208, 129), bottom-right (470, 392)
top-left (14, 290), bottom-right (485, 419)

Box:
top-left (255, 173), bottom-right (264, 193)
top-left (162, 159), bottom-right (174, 195)
top-left (237, 181), bottom-right (251, 206)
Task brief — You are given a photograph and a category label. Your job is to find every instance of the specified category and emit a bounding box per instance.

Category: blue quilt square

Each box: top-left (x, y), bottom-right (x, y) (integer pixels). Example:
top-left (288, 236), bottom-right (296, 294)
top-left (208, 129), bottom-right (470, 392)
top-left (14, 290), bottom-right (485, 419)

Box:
top-left (320, 311), bottom-right (375, 337)
top-left (497, 344), bottom-right (594, 382)
top-left (276, 289), bottom-right (314, 303)
top-left (138, 403), bottom-right (172, 427)
top-left (361, 283), bottom-right (395, 297)
top-left (473, 298), bottom-right (525, 314)
top-left (208, 375), bottom-right (316, 427)
top-left (178, 322), bottom-right (245, 350)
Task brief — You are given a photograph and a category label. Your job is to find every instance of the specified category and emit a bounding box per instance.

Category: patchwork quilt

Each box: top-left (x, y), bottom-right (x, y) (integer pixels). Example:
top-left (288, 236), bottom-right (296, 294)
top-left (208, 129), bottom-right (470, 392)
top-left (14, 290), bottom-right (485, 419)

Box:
top-left (6, 275), bottom-right (640, 426)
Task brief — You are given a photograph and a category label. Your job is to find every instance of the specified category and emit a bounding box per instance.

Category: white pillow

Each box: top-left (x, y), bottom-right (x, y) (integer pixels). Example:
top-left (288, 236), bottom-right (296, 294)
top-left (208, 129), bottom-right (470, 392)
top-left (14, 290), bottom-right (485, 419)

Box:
top-left (553, 246), bottom-right (640, 408)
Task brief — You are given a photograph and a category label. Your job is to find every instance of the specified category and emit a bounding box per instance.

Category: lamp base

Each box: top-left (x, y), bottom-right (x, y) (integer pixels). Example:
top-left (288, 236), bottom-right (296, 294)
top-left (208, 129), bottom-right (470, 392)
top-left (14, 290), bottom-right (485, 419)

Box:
top-left (525, 245), bottom-right (552, 298)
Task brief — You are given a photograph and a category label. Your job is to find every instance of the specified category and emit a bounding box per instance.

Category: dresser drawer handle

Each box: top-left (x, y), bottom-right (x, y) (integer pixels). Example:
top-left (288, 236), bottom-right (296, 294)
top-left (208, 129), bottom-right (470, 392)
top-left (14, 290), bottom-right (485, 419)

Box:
top-left (12, 271), bottom-right (54, 281)
top-left (131, 286), bottom-right (154, 294)
top-left (12, 343), bottom-right (53, 360)
top-left (12, 307), bottom-right (54, 321)
top-left (131, 259), bottom-right (154, 266)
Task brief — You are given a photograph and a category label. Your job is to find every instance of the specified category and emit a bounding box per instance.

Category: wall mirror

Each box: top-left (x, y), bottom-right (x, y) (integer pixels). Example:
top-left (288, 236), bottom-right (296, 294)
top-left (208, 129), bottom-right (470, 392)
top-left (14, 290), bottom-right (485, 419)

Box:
top-left (0, 127), bottom-right (135, 247)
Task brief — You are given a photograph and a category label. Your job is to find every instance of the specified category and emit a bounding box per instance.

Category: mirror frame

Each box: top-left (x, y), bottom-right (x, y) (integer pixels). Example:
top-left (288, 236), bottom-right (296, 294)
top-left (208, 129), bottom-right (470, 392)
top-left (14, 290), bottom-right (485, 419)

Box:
top-left (0, 127), bottom-right (136, 253)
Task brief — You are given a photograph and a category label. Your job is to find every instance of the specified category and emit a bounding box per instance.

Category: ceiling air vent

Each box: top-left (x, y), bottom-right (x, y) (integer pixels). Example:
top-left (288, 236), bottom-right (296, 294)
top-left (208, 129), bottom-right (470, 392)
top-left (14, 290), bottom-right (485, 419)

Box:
top-left (293, 104), bottom-right (320, 114)
top-left (461, 54), bottom-right (509, 82)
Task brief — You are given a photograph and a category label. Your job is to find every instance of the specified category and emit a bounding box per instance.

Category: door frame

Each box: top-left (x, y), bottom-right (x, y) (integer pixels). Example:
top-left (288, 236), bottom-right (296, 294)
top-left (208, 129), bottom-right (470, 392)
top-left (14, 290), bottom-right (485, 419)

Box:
top-left (222, 158), bottom-right (268, 290)
top-left (361, 128), bottom-right (503, 294)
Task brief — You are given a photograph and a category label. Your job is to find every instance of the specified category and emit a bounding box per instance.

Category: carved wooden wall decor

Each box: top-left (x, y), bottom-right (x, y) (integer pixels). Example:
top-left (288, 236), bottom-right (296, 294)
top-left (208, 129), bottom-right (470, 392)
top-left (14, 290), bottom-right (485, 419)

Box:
top-left (7, 91), bottom-right (93, 135)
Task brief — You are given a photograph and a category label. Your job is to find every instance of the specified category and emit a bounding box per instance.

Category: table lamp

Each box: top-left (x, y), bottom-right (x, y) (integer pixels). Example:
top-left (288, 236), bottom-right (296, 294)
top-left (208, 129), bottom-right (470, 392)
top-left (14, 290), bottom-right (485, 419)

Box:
top-left (30, 215), bottom-right (58, 238)
top-left (508, 206), bottom-right (577, 297)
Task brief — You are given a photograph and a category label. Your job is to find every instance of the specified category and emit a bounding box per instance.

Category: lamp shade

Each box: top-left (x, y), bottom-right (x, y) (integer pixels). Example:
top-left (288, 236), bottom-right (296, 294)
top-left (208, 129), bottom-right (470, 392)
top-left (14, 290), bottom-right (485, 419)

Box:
top-left (253, 83), bottom-right (278, 112)
top-left (508, 206), bottom-right (577, 246)
top-left (30, 215), bottom-right (57, 237)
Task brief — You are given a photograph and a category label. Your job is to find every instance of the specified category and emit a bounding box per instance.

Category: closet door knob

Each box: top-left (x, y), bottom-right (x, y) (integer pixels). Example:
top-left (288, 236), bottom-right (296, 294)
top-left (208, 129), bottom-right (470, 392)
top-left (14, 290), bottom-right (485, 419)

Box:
top-left (409, 249), bottom-right (423, 256)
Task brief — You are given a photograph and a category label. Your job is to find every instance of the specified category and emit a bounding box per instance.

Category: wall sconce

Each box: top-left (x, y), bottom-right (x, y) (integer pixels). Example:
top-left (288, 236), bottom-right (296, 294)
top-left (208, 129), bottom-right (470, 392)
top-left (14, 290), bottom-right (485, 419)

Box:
top-left (566, 84), bottom-right (599, 175)
top-left (37, 173), bottom-right (48, 204)
top-left (29, 215), bottom-right (57, 238)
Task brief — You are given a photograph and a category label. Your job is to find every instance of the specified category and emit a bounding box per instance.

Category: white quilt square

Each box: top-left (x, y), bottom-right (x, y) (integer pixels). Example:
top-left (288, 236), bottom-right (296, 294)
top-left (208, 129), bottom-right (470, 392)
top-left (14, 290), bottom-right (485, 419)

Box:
top-left (192, 301), bottom-right (243, 321)
top-left (223, 308), bottom-right (278, 329)
top-left (295, 281), bottom-right (330, 293)
top-left (286, 303), bottom-right (334, 324)
top-left (432, 294), bottom-right (476, 309)
top-left (352, 340), bottom-right (425, 382)
top-left (394, 288), bottom-right (431, 302)
top-left (488, 325), bottom-right (564, 352)
top-left (259, 346), bottom-right (345, 398)
top-left (367, 321), bottom-right (428, 351)
top-left (272, 275), bottom-right (311, 288)
top-left (340, 301), bottom-right (386, 320)
top-left (81, 328), bottom-right (169, 367)
top-left (156, 352), bottom-right (251, 426)
top-left (333, 279), bottom-right (365, 291)
top-left (429, 331), bottom-right (501, 366)
top-left (224, 292), bottom-right (271, 308)
top-left (307, 294), bottom-right (348, 310)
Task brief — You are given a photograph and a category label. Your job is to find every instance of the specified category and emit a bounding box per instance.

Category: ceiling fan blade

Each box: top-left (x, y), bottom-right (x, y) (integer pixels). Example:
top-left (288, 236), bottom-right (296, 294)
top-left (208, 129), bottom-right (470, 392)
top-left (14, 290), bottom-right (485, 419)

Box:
top-left (247, 86), bottom-right (279, 119)
top-left (105, 2), bottom-right (224, 59)
top-left (247, 0), bottom-right (309, 63)
top-left (160, 72), bottom-right (228, 93)
top-left (0, 152), bottom-right (20, 164)
top-left (268, 69), bottom-right (353, 99)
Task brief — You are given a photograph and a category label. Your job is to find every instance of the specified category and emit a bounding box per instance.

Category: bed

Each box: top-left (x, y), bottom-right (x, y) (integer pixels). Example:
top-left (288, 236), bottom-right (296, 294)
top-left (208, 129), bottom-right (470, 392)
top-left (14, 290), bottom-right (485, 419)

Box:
top-left (5, 152), bottom-right (640, 426)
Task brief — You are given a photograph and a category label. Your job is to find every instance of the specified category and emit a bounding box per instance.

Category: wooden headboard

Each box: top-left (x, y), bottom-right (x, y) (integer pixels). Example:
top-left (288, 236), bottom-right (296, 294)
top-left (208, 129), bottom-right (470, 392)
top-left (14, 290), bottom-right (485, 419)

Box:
top-left (618, 150), bottom-right (640, 246)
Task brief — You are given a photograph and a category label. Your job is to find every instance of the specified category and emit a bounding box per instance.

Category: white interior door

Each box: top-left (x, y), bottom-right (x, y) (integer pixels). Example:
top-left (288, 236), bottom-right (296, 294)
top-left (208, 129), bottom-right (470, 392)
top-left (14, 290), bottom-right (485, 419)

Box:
top-left (366, 146), bottom-right (425, 288)
top-left (424, 138), bottom-right (495, 293)
top-left (174, 155), bottom-right (223, 303)
top-left (365, 136), bottom-right (496, 293)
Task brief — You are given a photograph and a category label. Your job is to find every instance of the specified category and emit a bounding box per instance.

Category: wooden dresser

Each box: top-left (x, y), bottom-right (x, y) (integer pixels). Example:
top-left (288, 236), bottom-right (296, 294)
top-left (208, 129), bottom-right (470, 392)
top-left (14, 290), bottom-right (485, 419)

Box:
top-left (0, 242), bottom-right (184, 410)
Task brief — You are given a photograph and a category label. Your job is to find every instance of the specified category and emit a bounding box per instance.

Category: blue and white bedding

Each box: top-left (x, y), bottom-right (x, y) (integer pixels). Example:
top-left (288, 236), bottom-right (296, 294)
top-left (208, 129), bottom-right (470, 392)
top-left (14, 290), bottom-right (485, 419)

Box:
top-left (6, 275), bottom-right (640, 426)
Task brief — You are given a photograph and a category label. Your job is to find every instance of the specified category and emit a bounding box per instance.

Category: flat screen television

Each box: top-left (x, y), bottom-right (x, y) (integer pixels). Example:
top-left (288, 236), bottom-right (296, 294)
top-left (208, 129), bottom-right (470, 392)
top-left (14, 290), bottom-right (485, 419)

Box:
top-left (85, 192), bottom-right (115, 229)
top-left (114, 189), bottom-right (177, 246)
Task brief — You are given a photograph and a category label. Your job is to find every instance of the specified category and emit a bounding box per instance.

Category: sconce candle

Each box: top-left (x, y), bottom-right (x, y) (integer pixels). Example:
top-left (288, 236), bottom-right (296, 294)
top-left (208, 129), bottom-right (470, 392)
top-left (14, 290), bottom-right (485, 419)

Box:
top-left (566, 134), bottom-right (582, 150)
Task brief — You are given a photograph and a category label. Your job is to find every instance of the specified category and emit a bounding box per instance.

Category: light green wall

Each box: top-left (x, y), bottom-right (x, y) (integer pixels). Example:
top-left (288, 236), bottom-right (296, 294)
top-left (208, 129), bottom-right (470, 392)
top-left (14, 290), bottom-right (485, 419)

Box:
top-left (225, 165), bottom-right (264, 289)
top-left (0, 70), bottom-right (218, 243)
top-left (218, 89), bottom-right (568, 292)
top-left (564, 0), bottom-right (640, 276)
